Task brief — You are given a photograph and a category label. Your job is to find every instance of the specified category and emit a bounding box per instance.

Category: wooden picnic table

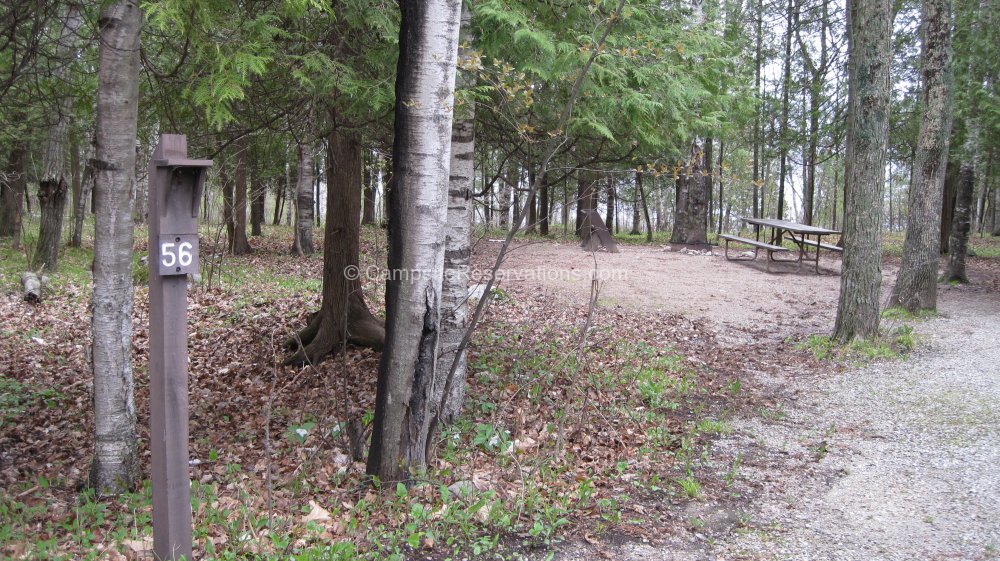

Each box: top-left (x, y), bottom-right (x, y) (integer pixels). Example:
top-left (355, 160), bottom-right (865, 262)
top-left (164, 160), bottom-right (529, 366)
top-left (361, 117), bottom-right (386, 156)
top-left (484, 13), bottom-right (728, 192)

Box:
top-left (720, 217), bottom-right (842, 274)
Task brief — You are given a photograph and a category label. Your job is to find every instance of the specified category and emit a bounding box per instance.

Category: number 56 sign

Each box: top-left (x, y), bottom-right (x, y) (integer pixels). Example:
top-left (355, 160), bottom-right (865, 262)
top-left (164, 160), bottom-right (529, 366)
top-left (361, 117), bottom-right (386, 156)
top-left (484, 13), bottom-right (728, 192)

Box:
top-left (157, 234), bottom-right (199, 275)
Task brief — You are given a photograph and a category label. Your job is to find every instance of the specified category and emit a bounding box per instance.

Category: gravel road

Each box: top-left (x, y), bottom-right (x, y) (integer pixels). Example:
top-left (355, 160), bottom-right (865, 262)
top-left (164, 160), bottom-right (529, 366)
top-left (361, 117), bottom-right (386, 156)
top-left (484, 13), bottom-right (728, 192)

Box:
top-left (709, 285), bottom-right (1000, 561)
top-left (543, 285), bottom-right (1000, 561)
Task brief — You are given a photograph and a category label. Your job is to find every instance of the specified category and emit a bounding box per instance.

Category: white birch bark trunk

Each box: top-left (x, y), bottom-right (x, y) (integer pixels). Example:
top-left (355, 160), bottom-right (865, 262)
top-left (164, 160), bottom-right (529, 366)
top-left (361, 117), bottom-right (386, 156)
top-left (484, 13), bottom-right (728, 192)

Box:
top-left (90, 0), bottom-right (142, 493)
top-left (436, 2), bottom-right (475, 426)
top-left (367, 0), bottom-right (462, 483)
top-left (292, 143), bottom-right (314, 255)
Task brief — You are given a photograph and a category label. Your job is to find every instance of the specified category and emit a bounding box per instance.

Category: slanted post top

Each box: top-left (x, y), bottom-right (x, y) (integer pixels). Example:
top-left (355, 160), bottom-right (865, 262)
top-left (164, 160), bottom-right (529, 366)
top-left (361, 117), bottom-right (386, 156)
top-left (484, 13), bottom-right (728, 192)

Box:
top-left (151, 133), bottom-right (212, 169)
top-left (155, 134), bottom-right (188, 160)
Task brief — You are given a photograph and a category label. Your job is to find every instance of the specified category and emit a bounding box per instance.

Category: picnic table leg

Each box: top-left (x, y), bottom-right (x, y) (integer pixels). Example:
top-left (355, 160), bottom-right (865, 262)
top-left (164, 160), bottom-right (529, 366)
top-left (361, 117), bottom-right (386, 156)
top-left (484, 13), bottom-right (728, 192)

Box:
top-left (814, 235), bottom-right (823, 274)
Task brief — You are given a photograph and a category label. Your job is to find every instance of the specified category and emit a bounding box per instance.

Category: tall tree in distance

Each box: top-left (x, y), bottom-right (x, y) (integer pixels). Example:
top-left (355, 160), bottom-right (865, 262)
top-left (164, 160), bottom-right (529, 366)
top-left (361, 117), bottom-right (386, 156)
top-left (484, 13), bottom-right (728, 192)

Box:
top-left (31, 3), bottom-right (84, 272)
top-left (292, 140), bottom-right (315, 256)
top-left (670, 143), bottom-right (708, 246)
top-left (362, 150), bottom-right (377, 226)
top-left (367, 0), bottom-right (462, 484)
top-left (833, 0), bottom-right (892, 341)
top-left (775, 0), bottom-right (794, 221)
top-left (945, 0), bottom-right (987, 282)
top-left (796, 0), bottom-right (831, 226)
top-left (89, 0), bottom-right (142, 493)
top-left (889, 0), bottom-right (954, 311)
top-left (229, 136), bottom-right (252, 254)
top-left (284, 129), bottom-right (385, 366)
top-left (0, 145), bottom-right (27, 246)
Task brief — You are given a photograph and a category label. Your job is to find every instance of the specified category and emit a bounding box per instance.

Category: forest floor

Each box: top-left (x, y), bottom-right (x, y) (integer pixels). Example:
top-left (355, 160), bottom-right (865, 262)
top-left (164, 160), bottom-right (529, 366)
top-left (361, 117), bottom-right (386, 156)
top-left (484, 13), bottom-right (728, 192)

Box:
top-left (1, 227), bottom-right (998, 560)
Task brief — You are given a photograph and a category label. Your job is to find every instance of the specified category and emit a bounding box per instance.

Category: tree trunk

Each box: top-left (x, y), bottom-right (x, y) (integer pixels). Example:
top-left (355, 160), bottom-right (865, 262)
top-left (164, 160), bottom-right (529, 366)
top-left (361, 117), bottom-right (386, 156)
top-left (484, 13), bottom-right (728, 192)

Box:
top-left (71, 142), bottom-right (95, 248)
top-left (887, 161), bottom-right (895, 231)
top-left (363, 150), bottom-right (376, 225)
top-left (946, 160), bottom-right (974, 282)
top-left (717, 140), bottom-right (725, 234)
top-left (751, 0), bottom-right (763, 219)
top-left (273, 179), bottom-right (284, 226)
top-left (832, 165), bottom-right (839, 229)
top-left (221, 156), bottom-right (235, 247)
top-left (498, 174), bottom-right (509, 228)
top-left (833, 0), bottom-right (891, 342)
top-left (89, 0), bottom-right (141, 494)
top-left (1, 145), bottom-right (27, 245)
top-left (314, 158), bottom-right (322, 227)
top-left (538, 175), bottom-right (549, 235)
top-left (940, 159), bottom-right (960, 252)
top-left (286, 130), bottom-right (384, 365)
top-left (705, 137), bottom-right (713, 229)
top-left (31, 178), bottom-right (68, 272)
top-left (561, 177), bottom-right (570, 235)
top-left (975, 159), bottom-right (990, 234)
top-left (275, 150), bottom-right (290, 226)
top-left (292, 143), bottom-right (315, 255)
top-left (889, 0), bottom-right (953, 311)
top-left (630, 177), bottom-right (641, 235)
top-left (229, 137), bottom-right (252, 254)
top-left (994, 173), bottom-right (1000, 236)
top-left (250, 152), bottom-right (265, 236)
top-left (576, 174), bottom-right (595, 245)
top-left (776, 0), bottom-right (794, 221)
top-left (670, 143), bottom-right (708, 245)
top-left (70, 134), bottom-right (81, 243)
top-left (637, 171), bottom-right (653, 241)
top-left (285, 167), bottom-right (294, 226)
top-left (31, 3), bottom-right (83, 267)
top-left (367, 0), bottom-right (461, 484)
top-left (526, 169), bottom-right (537, 233)
top-left (606, 177), bottom-right (616, 235)
top-left (437, 1), bottom-right (475, 426)
top-left (945, 0), bottom-right (985, 281)
top-left (797, 0), bottom-right (828, 226)
top-left (511, 166), bottom-right (521, 229)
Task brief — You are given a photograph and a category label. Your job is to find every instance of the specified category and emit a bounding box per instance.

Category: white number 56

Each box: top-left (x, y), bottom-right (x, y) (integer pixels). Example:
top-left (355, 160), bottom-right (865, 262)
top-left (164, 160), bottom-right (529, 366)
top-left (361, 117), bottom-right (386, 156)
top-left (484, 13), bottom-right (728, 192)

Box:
top-left (161, 242), bottom-right (193, 268)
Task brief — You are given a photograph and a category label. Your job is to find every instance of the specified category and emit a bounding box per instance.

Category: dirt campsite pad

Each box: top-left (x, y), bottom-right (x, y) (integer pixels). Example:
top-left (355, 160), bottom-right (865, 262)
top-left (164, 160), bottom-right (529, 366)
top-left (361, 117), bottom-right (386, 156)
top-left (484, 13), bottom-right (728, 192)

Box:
top-left (472, 240), bottom-right (870, 338)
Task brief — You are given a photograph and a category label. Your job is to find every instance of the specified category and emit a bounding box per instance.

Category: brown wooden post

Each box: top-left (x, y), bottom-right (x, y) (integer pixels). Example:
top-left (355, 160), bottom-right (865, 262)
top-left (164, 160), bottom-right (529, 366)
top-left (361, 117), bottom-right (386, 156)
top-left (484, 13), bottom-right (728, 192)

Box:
top-left (148, 134), bottom-right (211, 561)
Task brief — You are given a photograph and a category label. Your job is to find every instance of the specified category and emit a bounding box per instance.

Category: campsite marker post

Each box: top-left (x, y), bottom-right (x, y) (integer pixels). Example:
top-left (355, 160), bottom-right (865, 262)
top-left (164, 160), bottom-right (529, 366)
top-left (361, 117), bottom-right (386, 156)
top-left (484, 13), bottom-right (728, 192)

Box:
top-left (148, 134), bottom-right (211, 561)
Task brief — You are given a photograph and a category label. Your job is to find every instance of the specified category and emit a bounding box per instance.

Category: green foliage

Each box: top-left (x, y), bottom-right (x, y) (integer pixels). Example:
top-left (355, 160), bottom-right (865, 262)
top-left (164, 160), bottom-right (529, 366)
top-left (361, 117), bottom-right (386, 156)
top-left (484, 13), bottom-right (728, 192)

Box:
top-left (675, 475), bottom-right (702, 499)
top-left (798, 334), bottom-right (836, 360)
top-left (797, 325), bottom-right (918, 363)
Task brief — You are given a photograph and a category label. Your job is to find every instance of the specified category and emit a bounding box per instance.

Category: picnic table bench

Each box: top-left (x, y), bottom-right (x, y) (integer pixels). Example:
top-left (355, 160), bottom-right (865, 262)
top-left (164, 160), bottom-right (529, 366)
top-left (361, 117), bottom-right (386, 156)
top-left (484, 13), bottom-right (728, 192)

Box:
top-left (795, 237), bottom-right (843, 253)
top-left (722, 217), bottom-right (841, 274)
top-left (719, 234), bottom-right (789, 272)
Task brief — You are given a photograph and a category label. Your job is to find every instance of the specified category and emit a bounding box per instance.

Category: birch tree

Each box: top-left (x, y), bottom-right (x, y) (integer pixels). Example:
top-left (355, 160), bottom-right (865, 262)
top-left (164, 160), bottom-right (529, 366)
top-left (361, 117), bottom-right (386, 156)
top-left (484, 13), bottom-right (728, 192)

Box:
top-left (90, 0), bottom-right (142, 493)
top-left (367, 0), bottom-right (462, 483)
top-left (436, 1), bottom-right (475, 425)
top-left (292, 140), bottom-right (315, 256)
